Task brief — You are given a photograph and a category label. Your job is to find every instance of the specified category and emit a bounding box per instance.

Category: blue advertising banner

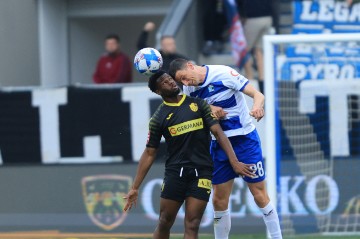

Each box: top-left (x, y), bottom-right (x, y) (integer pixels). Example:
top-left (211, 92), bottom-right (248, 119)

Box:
top-left (277, 42), bottom-right (360, 81)
top-left (293, 0), bottom-right (360, 34)
top-left (277, 1), bottom-right (360, 82)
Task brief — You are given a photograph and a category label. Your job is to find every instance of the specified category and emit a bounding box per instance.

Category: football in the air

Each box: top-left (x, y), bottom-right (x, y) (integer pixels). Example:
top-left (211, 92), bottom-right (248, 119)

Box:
top-left (134, 47), bottom-right (163, 76)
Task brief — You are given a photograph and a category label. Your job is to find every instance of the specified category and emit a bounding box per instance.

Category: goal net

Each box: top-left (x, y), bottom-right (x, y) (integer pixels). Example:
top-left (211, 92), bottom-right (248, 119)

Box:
top-left (264, 34), bottom-right (360, 236)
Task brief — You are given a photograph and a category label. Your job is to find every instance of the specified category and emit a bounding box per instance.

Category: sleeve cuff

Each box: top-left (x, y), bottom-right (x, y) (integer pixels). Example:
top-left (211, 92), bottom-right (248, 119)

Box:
top-left (239, 81), bottom-right (249, 91)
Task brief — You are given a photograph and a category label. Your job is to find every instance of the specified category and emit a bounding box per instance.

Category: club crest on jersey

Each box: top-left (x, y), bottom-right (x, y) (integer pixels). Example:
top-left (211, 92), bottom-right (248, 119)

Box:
top-left (189, 103), bottom-right (198, 112)
top-left (82, 175), bottom-right (132, 231)
top-left (208, 84), bottom-right (214, 92)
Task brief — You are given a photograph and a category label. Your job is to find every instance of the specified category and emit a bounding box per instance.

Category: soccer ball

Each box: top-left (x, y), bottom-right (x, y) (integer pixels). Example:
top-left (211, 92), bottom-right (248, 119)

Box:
top-left (134, 48), bottom-right (163, 76)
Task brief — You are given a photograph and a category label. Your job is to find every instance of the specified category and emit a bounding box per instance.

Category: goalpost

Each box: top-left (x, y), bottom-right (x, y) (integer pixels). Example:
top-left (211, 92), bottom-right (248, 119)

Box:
top-left (264, 33), bottom-right (360, 236)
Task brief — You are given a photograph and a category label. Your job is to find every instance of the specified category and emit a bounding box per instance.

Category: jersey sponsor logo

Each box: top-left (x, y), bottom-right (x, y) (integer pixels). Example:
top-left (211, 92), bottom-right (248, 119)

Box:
top-left (189, 103), bottom-right (198, 112)
top-left (166, 113), bottom-right (173, 120)
top-left (168, 118), bottom-right (204, 136)
top-left (198, 178), bottom-right (212, 190)
top-left (81, 175), bottom-right (132, 230)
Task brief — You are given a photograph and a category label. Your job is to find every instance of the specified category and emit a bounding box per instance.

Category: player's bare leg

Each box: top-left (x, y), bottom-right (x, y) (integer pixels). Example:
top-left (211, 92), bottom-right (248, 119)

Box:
top-left (183, 197), bottom-right (208, 239)
top-left (153, 198), bottom-right (182, 239)
top-left (248, 180), bottom-right (282, 238)
top-left (247, 180), bottom-right (270, 207)
top-left (254, 48), bottom-right (264, 81)
top-left (254, 47), bottom-right (264, 93)
top-left (244, 58), bottom-right (254, 80)
top-left (212, 179), bottom-right (234, 239)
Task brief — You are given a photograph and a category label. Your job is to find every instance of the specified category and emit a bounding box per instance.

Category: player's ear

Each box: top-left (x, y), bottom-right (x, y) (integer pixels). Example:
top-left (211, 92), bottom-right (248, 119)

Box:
top-left (187, 61), bottom-right (194, 70)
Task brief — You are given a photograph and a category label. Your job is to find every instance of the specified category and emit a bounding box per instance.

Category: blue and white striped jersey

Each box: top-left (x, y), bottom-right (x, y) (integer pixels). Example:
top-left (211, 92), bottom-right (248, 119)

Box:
top-left (183, 65), bottom-right (255, 139)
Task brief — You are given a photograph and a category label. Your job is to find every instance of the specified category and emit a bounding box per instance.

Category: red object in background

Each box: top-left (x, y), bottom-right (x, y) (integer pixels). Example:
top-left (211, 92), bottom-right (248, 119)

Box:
top-left (224, 0), bottom-right (250, 69)
top-left (93, 52), bottom-right (132, 84)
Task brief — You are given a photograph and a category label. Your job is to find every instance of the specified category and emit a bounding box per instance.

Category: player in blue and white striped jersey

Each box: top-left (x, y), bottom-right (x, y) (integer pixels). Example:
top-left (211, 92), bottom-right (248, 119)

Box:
top-left (169, 59), bottom-right (282, 239)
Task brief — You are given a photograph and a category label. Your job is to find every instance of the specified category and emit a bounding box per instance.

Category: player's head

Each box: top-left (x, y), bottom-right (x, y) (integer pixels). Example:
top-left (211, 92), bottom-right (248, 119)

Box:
top-left (169, 58), bottom-right (201, 86)
top-left (148, 70), bottom-right (180, 97)
top-left (105, 33), bottom-right (120, 54)
top-left (160, 36), bottom-right (176, 54)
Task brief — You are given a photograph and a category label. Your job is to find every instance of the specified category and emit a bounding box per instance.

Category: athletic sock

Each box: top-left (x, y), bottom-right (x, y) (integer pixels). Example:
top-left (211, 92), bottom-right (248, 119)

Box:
top-left (260, 202), bottom-right (282, 239)
top-left (214, 209), bottom-right (231, 239)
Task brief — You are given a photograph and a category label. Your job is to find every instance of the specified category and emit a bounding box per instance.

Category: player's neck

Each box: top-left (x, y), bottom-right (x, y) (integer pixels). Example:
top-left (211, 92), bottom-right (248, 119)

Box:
top-left (198, 65), bottom-right (207, 84)
top-left (163, 94), bottom-right (183, 104)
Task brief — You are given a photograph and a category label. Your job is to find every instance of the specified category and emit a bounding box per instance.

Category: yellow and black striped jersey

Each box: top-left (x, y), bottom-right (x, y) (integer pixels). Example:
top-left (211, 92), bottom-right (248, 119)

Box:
top-left (146, 95), bottom-right (218, 170)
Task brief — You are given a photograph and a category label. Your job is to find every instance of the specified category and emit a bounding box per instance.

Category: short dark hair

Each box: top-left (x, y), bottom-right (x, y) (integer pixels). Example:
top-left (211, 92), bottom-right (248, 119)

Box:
top-left (169, 58), bottom-right (188, 80)
top-left (105, 33), bottom-right (120, 42)
top-left (148, 70), bottom-right (167, 93)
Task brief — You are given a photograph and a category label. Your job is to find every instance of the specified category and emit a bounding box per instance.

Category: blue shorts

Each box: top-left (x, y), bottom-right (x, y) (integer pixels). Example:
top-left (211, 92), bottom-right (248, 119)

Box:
top-left (210, 129), bottom-right (265, 184)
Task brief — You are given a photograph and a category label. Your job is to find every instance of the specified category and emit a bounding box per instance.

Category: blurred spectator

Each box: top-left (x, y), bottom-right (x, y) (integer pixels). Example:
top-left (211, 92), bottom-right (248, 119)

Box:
top-left (347, 0), bottom-right (360, 6)
top-left (137, 22), bottom-right (188, 72)
top-left (236, 0), bottom-right (276, 93)
top-left (202, 0), bottom-right (227, 56)
top-left (93, 34), bottom-right (132, 84)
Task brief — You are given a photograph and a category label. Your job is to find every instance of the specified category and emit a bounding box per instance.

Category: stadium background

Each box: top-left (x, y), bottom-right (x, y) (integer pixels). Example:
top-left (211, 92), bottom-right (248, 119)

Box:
top-left (0, 0), bottom-right (359, 238)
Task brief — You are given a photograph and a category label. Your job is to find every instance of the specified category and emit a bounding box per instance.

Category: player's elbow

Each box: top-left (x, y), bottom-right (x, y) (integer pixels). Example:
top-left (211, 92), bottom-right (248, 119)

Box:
top-left (210, 126), bottom-right (222, 141)
top-left (145, 147), bottom-right (157, 155)
top-left (141, 147), bottom-right (157, 163)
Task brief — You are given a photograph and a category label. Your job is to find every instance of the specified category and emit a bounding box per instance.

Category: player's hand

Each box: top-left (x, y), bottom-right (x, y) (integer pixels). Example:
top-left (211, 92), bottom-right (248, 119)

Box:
top-left (143, 22), bottom-right (156, 32)
top-left (250, 107), bottom-right (264, 122)
top-left (123, 188), bottom-right (139, 212)
top-left (231, 162), bottom-right (256, 178)
top-left (210, 105), bottom-right (228, 119)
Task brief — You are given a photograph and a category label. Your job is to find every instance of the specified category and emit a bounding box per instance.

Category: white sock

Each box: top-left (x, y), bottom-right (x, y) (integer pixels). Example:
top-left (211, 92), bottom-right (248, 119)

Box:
top-left (260, 202), bottom-right (282, 239)
top-left (214, 209), bottom-right (231, 239)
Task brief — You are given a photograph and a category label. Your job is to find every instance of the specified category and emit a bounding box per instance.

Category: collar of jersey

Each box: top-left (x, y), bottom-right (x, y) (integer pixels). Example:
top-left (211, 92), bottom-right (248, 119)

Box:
top-left (163, 94), bottom-right (186, 106)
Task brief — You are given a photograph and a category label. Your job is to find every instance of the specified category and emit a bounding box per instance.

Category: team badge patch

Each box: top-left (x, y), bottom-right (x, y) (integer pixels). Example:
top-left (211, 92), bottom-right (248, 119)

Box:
top-left (208, 84), bottom-right (214, 92)
top-left (82, 175), bottom-right (132, 231)
top-left (189, 103), bottom-right (198, 112)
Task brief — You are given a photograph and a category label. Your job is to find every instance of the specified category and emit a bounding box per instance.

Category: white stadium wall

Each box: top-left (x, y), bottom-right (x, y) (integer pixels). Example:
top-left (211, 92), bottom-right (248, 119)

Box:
top-left (0, 0), bottom-right (40, 87)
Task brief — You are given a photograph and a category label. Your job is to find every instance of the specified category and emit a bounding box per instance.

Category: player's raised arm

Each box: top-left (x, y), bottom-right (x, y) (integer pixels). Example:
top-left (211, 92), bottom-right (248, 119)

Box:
top-left (124, 117), bottom-right (162, 212)
top-left (123, 147), bottom-right (157, 212)
top-left (242, 83), bottom-right (265, 122)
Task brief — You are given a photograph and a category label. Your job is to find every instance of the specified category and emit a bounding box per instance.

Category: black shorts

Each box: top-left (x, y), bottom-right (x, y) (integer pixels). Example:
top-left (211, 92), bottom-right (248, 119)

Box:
top-left (161, 166), bottom-right (213, 202)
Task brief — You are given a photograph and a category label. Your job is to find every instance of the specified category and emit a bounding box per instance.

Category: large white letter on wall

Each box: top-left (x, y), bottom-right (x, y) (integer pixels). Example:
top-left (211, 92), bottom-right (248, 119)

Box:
top-left (32, 88), bottom-right (67, 163)
top-left (299, 80), bottom-right (360, 157)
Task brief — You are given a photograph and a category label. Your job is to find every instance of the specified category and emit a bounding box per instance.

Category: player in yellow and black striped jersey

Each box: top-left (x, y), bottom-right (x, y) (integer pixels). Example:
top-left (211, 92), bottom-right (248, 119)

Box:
top-left (123, 71), bottom-right (255, 239)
